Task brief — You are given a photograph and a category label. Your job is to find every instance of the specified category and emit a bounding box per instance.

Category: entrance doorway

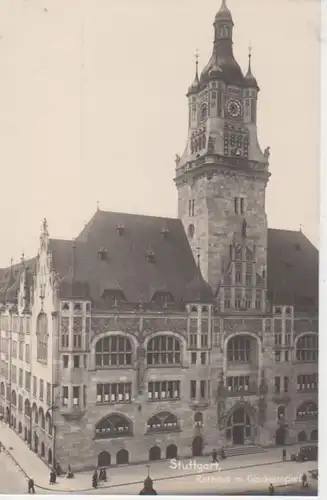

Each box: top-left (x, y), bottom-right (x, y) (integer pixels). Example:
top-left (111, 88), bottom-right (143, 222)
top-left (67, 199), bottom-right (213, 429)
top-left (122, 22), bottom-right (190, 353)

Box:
top-left (149, 446), bottom-right (161, 461)
top-left (98, 451), bottom-right (111, 467)
top-left (226, 407), bottom-right (251, 445)
top-left (275, 426), bottom-right (286, 446)
top-left (192, 436), bottom-right (203, 456)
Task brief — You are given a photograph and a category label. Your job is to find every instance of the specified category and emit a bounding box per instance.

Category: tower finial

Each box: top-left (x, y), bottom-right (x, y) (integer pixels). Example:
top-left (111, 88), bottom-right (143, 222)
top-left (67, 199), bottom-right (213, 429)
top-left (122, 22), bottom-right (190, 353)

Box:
top-left (195, 48), bottom-right (199, 78)
top-left (247, 43), bottom-right (252, 73)
top-left (97, 200), bottom-right (100, 211)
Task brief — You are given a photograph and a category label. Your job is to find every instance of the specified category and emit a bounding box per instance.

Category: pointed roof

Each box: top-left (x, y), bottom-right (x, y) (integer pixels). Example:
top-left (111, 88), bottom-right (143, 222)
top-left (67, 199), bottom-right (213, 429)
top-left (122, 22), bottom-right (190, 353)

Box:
top-left (215, 0), bottom-right (233, 22)
top-left (59, 241), bottom-right (90, 300)
top-left (187, 50), bottom-right (200, 96)
top-left (183, 265), bottom-right (214, 304)
top-left (244, 48), bottom-right (259, 89)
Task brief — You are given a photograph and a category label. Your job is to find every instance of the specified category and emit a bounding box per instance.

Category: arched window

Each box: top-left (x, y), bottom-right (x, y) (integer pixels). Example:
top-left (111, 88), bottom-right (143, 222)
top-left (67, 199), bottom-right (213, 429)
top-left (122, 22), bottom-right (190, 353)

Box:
top-left (32, 403), bottom-right (38, 424)
top-left (41, 442), bottom-right (45, 457)
top-left (149, 445), bottom-right (161, 461)
top-left (226, 407), bottom-right (251, 442)
top-left (227, 336), bottom-right (251, 363)
top-left (166, 444), bottom-right (178, 459)
top-left (296, 401), bottom-right (318, 420)
top-left (298, 431), bottom-right (307, 442)
top-left (95, 336), bottom-right (132, 368)
top-left (98, 451), bottom-right (111, 467)
top-left (147, 412), bottom-right (179, 433)
top-left (0, 382), bottom-right (5, 397)
top-left (24, 399), bottom-right (31, 418)
top-left (36, 313), bottom-right (48, 363)
top-left (94, 414), bottom-right (132, 439)
top-left (11, 390), bottom-right (17, 407)
top-left (296, 334), bottom-right (318, 362)
top-left (38, 407), bottom-right (45, 429)
top-left (45, 411), bottom-right (52, 435)
top-left (116, 448), bottom-right (129, 465)
top-left (147, 336), bottom-right (181, 366)
top-left (194, 412), bottom-right (203, 428)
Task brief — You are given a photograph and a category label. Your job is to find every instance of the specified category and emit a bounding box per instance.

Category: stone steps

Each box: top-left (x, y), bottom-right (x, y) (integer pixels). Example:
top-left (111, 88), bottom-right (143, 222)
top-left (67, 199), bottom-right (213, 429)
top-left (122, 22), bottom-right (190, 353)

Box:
top-left (224, 445), bottom-right (266, 458)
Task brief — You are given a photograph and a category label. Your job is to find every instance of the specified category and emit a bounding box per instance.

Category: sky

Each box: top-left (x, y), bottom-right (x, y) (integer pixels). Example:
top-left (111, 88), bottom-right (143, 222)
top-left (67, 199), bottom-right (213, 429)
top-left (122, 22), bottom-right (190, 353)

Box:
top-left (0, 0), bottom-right (320, 267)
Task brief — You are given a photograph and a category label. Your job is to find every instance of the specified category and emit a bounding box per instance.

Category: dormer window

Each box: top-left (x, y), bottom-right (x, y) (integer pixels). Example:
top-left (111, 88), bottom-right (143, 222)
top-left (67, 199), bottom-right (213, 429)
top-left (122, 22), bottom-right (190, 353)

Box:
top-left (160, 227), bottom-right (169, 238)
top-left (102, 290), bottom-right (126, 308)
top-left (151, 292), bottom-right (174, 307)
top-left (146, 249), bottom-right (156, 263)
top-left (98, 247), bottom-right (108, 261)
top-left (116, 225), bottom-right (125, 236)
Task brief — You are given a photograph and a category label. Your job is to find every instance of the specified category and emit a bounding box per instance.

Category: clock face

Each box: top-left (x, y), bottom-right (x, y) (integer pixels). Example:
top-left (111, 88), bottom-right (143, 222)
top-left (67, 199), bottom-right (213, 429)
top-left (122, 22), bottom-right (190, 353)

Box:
top-left (226, 99), bottom-right (242, 118)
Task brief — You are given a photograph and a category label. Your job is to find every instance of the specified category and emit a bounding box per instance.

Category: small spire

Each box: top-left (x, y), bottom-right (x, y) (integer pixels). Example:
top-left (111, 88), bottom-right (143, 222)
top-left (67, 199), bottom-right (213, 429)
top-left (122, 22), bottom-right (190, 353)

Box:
top-left (300, 224), bottom-right (303, 233)
top-left (247, 43), bottom-right (253, 75)
top-left (97, 200), bottom-right (100, 211)
top-left (196, 247), bottom-right (201, 268)
top-left (72, 240), bottom-right (77, 280)
top-left (195, 48), bottom-right (199, 79)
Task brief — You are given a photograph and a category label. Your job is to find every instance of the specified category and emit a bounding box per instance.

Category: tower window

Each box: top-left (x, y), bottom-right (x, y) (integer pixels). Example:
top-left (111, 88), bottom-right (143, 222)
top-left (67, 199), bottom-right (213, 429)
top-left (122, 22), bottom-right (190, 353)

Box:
top-left (240, 198), bottom-right (245, 215)
top-left (188, 224), bottom-right (195, 239)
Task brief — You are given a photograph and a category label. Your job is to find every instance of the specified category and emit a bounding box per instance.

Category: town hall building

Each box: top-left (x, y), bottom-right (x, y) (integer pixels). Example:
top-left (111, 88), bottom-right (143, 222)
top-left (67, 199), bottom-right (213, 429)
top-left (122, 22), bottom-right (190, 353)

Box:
top-left (0, 0), bottom-right (318, 471)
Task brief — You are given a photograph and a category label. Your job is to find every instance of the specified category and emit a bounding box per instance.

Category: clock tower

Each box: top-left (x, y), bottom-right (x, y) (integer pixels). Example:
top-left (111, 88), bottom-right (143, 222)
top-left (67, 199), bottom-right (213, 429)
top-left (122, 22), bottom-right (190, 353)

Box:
top-left (174, 0), bottom-right (270, 298)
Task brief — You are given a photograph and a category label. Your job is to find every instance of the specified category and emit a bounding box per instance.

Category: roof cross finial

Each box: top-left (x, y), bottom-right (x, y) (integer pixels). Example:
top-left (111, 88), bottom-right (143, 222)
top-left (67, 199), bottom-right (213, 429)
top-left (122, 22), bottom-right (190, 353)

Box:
top-left (300, 224), bottom-right (303, 233)
top-left (97, 200), bottom-right (100, 211)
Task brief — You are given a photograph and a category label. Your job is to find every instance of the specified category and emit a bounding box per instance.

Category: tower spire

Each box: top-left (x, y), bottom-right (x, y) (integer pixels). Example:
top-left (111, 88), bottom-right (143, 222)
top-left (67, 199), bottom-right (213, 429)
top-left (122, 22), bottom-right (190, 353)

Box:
top-left (244, 43), bottom-right (258, 88)
top-left (195, 48), bottom-right (199, 80)
top-left (246, 43), bottom-right (253, 76)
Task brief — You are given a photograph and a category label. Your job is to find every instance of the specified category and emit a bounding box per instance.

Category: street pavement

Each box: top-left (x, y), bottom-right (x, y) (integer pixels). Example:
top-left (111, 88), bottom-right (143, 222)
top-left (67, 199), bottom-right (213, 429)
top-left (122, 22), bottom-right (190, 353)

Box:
top-left (0, 421), bottom-right (318, 495)
top-left (0, 448), bottom-right (29, 494)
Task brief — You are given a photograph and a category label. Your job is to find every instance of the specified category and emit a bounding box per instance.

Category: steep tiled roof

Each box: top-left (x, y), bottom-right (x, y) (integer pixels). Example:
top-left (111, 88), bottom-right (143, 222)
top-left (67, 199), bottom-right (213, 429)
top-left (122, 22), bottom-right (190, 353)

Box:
top-left (183, 268), bottom-right (214, 304)
top-left (267, 229), bottom-right (318, 310)
top-left (51, 211), bottom-right (198, 305)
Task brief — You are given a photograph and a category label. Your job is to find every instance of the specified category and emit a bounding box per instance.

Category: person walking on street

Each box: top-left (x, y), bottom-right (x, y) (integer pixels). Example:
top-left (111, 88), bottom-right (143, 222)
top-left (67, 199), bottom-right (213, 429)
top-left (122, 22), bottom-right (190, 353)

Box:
top-left (268, 483), bottom-right (274, 495)
top-left (301, 473), bottom-right (308, 488)
top-left (282, 448), bottom-right (286, 461)
top-left (28, 478), bottom-right (35, 494)
top-left (92, 469), bottom-right (98, 489)
top-left (211, 449), bottom-right (219, 464)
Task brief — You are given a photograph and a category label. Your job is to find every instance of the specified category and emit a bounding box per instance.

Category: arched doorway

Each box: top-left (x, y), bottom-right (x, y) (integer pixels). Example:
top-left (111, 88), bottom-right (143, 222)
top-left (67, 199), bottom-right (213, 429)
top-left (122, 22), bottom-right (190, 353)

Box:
top-left (298, 431), bottom-right (307, 442)
top-left (34, 433), bottom-right (39, 453)
top-left (275, 426), bottom-right (286, 446)
top-left (48, 449), bottom-right (53, 465)
top-left (24, 427), bottom-right (27, 441)
top-left (166, 444), bottom-right (178, 459)
top-left (226, 407), bottom-right (251, 445)
top-left (98, 451), bottom-right (111, 467)
top-left (149, 446), bottom-right (161, 461)
top-left (18, 422), bottom-right (22, 434)
top-left (116, 448), bottom-right (129, 465)
top-left (41, 442), bottom-right (45, 457)
top-left (192, 436), bottom-right (203, 457)
top-left (310, 429), bottom-right (318, 441)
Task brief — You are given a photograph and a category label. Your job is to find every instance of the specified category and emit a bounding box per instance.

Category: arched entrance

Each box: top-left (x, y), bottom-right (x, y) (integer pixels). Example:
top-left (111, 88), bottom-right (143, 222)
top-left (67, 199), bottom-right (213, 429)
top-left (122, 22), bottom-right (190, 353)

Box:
top-left (166, 444), bottom-right (178, 459)
top-left (149, 446), bottom-right (161, 461)
top-left (98, 451), bottom-right (111, 467)
top-left (48, 449), bottom-right (53, 465)
top-left (116, 448), bottom-right (129, 465)
top-left (275, 426), bottom-right (286, 446)
top-left (192, 436), bottom-right (203, 457)
top-left (310, 429), bottom-right (318, 441)
top-left (226, 407), bottom-right (251, 445)
top-left (41, 442), bottom-right (45, 457)
top-left (298, 431), bottom-right (307, 442)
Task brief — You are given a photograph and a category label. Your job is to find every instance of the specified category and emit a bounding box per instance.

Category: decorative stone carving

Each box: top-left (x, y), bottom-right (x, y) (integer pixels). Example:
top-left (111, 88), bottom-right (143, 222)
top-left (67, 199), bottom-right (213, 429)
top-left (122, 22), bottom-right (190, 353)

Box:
top-left (137, 347), bottom-right (146, 393)
top-left (91, 317), bottom-right (117, 337)
top-left (264, 146), bottom-right (270, 159)
top-left (142, 318), bottom-right (167, 333)
top-left (118, 317), bottom-right (140, 333)
top-left (60, 317), bottom-right (69, 334)
top-left (243, 319), bottom-right (262, 335)
top-left (224, 319), bottom-right (244, 332)
top-left (165, 318), bottom-right (187, 333)
top-left (73, 317), bottom-right (83, 334)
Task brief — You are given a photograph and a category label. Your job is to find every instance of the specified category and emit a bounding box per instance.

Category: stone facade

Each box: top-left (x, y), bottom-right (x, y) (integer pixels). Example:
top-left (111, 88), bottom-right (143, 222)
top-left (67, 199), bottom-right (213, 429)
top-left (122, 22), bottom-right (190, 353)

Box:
top-left (0, 0), bottom-right (318, 472)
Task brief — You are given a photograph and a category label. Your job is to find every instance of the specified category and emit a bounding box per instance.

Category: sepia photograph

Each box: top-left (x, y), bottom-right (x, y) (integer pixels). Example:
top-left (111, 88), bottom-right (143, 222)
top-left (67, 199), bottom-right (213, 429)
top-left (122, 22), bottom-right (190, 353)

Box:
top-left (0, 0), bottom-right (320, 496)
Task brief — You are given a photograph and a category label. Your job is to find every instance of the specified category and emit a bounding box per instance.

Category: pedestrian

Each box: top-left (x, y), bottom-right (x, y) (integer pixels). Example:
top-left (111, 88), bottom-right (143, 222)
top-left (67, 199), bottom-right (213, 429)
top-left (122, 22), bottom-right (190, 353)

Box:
top-left (282, 448), bottom-right (286, 461)
top-left (268, 483), bottom-right (274, 495)
top-left (301, 473), bottom-right (308, 488)
top-left (139, 476), bottom-right (157, 495)
top-left (67, 464), bottom-right (74, 479)
top-left (211, 449), bottom-right (219, 463)
top-left (55, 461), bottom-right (62, 477)
top-left (92, 470), bottom-right (98, 489)
top-left (220, 447), bottom-right (226, 460)
top-left (100, 467), bottom-right (107, 482)
top-left (28, 478), bottom-right (35, 494)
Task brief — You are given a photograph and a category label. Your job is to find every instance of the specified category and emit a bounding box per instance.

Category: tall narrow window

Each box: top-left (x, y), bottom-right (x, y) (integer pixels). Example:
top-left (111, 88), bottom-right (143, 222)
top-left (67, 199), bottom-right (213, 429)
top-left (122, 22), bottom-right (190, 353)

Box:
top-left (73, 386), bottom-right (80, 406)
top-left (62, 386), bottom-right (68, 406)
top-left (192, 199), bottom-right (195, 216)
top-left (200, 380), bottom-right (206, 400)
top-left (234, 197), bottom-right (239, 214)
top-left (190, 380), bottom-right (196, 400)
top-left (284, 376), bottom-right (289, 393)
top-left (240, 198), bottom-right (245, 215)
top-left (274, 376), bottom-right (281, 394)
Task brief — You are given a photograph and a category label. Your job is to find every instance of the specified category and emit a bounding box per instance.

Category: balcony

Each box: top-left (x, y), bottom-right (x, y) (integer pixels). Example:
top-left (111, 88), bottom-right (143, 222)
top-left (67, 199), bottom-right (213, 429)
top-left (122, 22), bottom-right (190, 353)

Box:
top-left (189, 399), bottom-right (210, 411)
top-left (226, 385), bottom-right (258, 398)
top-left (60, 405), bottom-right (85, 421)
